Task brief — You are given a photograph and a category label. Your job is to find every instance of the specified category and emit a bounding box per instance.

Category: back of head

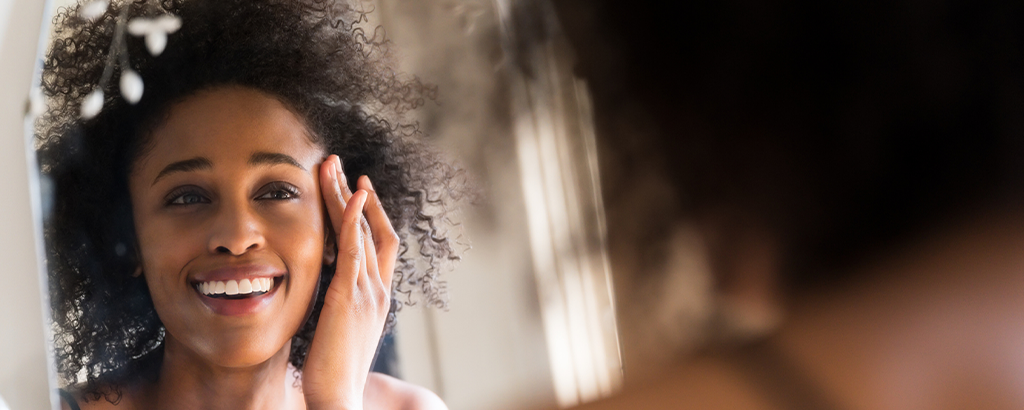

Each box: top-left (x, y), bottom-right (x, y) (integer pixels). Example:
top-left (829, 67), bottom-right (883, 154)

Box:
top-left (561, 0), bottom-right (1024, 292)
top-left (558, 1), bottom-right (1024, 407)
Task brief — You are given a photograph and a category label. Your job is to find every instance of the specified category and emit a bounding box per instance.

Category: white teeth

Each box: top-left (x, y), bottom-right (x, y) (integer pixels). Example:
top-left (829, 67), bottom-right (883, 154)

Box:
top-left (238, 278), bottom-right (252, 293)
top-left (198, 278), bottom-right (274, 296)
top-left (225, 280), bottom-right (239, 295)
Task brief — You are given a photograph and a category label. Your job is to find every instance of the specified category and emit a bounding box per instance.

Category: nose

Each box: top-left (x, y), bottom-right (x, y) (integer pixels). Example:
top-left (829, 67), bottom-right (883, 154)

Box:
top-left (208, 199), bottom-right (265, 256)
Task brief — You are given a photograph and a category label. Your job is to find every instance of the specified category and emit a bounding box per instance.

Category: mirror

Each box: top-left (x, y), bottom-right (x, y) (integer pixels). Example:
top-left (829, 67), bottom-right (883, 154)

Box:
top-left (30, 1), bottom-right (623, 409)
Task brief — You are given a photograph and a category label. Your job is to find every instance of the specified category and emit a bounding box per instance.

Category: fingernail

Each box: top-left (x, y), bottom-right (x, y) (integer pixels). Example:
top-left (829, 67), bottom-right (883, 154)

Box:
top-left (365, 177), bottom-right (374, 191)
top-left (355, 189), bottom-right (368, 210)
top-left (327, 160), bottom-right (338, 182)
top-left (335, 156), bottom-right (343, 174)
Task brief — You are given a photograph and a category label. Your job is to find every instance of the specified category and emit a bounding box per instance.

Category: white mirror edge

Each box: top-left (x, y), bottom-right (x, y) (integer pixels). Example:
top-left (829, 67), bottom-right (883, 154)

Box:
top-left (0, 0), bottom-right (58, 409)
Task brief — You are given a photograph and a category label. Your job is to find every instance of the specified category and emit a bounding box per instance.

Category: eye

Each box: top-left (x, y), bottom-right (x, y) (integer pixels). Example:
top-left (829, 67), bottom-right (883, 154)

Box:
top-left (256, 182), bottom-right (300, 201)
top-left (165, 186), bottom-right (210, 206)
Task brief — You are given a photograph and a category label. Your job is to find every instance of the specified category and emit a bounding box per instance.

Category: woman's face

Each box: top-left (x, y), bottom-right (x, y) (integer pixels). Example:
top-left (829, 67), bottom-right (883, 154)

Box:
top-left (129, 86), bottom-right (328, 368)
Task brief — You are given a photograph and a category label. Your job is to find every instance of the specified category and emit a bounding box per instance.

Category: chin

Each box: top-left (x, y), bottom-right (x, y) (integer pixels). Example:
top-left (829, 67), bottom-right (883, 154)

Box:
top-left (201, 336), bottom-right (291, 369)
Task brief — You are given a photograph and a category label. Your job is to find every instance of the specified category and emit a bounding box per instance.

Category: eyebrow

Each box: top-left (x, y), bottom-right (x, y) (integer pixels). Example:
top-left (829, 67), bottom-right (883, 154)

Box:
top-left (150, 152), bottom-right (306, 186)
top-left (249, 151), bottom-right (306, 171)
top-left (152, 157), bottom-right (212, 185)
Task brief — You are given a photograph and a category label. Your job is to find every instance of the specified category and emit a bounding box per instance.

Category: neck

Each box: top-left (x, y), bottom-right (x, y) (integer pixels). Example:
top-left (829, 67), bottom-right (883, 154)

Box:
top-left (146, 337), bottom-right (303, 410)
top-left (776, 205), bottom-right (1024, 410)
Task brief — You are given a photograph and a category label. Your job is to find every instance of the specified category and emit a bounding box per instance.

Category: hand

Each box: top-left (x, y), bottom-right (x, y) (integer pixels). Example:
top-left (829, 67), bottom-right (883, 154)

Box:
top-left (302, 155), bottom-right (399, 410)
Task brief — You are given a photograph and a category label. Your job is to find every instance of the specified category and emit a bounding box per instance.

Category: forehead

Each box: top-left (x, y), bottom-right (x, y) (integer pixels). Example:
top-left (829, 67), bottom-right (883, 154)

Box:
top-left (134, 86), bottom-right (322, 173)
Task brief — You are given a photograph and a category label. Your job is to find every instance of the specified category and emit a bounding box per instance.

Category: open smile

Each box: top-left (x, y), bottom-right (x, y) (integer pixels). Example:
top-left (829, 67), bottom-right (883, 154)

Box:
top-left (194, 277), bottom-right (278, 298)
top-left (191, 276), bottom-right (284, 315)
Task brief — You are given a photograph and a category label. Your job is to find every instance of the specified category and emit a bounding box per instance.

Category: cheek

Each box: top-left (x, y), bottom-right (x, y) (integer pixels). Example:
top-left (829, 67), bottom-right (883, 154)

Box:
top-left (267, 200), bottom-right (327, 271)
top-left (135, 216), bottom-right (205, 282)
top-left (135, 219), bottom-right (208, 318)
top-left (265, 201), bottom-right (326, 318)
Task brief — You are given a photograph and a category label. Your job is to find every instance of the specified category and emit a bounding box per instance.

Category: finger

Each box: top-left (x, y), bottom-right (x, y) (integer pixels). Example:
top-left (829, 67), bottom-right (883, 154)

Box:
top-left (336, 190), bottom-right (369, 284)
top-left (352, 192), bottom-right (381, 289)
top-left (361, 209), bottom-right (381, 287)
top-left (335, 155), bottom-right (353, 202)
top-left (355, 210), bottom-right (369, 287)
top-left (357, 175), bottom-right (399, 289)
top-left (319, 155), bottom-right (348, 239)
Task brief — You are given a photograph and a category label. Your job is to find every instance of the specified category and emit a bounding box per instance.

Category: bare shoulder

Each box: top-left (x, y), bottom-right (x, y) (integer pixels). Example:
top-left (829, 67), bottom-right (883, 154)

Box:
top-left (568, 357), bottom-right (773, 410)
top-left (365, 372), bottom-right (447, 410)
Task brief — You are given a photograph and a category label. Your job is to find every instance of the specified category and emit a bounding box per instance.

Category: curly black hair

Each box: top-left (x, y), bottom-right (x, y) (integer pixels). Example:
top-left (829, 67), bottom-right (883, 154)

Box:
top-left (36, 0), bottom-right (464, 398)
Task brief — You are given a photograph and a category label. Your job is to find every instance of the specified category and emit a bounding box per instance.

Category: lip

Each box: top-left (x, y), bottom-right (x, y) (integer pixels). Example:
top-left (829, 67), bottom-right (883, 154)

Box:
top-left (195, 281), bottom-right (280, 316)
top-left (192, 264), bottom-right (283, 282)
top-left (191, 265), bottom-right (285, 316)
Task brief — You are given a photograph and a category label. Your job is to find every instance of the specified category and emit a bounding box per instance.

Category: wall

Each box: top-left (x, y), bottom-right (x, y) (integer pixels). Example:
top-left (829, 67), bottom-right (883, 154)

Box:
top-left (377, 1), bottom-right (559, 409)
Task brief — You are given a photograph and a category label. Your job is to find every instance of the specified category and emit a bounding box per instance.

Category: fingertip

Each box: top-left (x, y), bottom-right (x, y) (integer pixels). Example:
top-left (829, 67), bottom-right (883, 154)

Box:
top-left (318, 157), bottom-right (331, 180)
top-left (358, 177), bottom-right (384, 210)
top-left (319, 163), bottom-right (334, 198)
top-left (355, 189), bottom-right (369, 209)
top-left (345, 189), bottom-right (369, 216)
top-left (358, 175), bottom-right (374, 192)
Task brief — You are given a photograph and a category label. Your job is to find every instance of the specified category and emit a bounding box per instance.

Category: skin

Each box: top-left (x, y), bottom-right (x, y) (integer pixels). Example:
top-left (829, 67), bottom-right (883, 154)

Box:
top-left (62, 86), bottom-right (446, 410)
top-left (567, 204), bottom-right (1024, 410)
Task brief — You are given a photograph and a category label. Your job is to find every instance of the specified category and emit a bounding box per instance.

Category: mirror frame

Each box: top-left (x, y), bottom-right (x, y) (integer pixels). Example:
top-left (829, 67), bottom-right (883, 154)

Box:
top-left (0, 0), bottom-right (57, 409)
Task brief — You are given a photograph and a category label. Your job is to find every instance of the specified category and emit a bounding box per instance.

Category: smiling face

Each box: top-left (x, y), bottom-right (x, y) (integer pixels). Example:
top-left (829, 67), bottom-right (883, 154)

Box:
top-left (129, 86), bottom-right (328, 368)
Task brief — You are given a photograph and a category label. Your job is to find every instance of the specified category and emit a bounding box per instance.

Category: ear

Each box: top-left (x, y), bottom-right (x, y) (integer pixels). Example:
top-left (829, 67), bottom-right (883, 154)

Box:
top-left (705, 222), bottom-right (782, 338)
top-left (323, 231), bottom-right (337, 266)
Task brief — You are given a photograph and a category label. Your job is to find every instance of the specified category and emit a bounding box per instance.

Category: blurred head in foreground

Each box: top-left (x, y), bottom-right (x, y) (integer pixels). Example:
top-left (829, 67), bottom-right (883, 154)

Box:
top-left (558, 0), bottom-right (1024, 408)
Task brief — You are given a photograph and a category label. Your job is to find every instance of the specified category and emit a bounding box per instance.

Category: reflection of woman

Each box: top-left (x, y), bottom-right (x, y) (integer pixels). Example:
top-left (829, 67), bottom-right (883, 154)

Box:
top-left (39, 1), bottom-right (459, 409)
